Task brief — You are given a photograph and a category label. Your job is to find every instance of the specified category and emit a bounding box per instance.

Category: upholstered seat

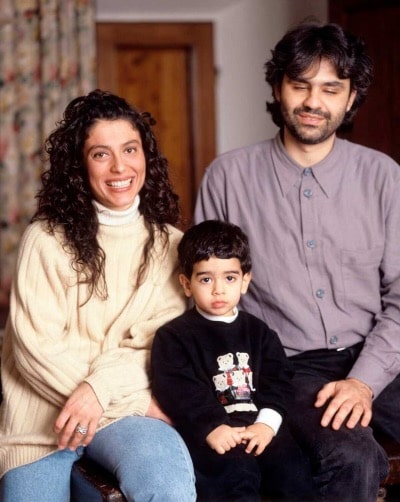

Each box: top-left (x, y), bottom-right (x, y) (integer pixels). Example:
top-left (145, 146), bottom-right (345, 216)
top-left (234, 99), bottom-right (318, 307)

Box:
top-left (71, 456), bottom-right (126, 501)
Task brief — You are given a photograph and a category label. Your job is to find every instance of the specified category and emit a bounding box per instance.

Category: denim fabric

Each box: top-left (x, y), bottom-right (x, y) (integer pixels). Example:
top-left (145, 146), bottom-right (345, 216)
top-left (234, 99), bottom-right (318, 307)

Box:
top-left (0, 416), bottom-right (196, 502)
top-left (0, 448), bottom-right (83, 502)
top-left (85, 416), bottom-right (196, 502)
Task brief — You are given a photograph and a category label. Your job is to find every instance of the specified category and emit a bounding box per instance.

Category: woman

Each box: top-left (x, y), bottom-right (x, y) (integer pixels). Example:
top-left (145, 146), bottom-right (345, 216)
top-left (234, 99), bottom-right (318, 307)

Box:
top-left (0, 90), bottom-right (196, 501)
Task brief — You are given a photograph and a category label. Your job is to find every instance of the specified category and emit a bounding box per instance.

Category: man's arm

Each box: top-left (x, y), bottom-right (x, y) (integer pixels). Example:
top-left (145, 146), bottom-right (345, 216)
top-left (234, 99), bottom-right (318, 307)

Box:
top-left (316, 172), bottom-right (400, 430)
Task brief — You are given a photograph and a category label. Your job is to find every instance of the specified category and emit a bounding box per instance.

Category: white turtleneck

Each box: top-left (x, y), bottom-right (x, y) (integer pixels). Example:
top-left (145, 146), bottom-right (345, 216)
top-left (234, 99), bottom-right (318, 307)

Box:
top-left (93, 196), bottom-right (140, 226)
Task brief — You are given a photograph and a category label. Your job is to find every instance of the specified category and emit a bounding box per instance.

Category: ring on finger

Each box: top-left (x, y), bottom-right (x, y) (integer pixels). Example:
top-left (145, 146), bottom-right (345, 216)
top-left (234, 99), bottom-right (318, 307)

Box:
top-left (75, 424), bottom-right (88, 435)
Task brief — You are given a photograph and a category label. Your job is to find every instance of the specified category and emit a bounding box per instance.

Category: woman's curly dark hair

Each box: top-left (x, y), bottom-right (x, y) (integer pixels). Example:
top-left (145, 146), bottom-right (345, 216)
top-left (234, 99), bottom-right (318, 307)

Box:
top-left (33, 89), bottom-right (180, 300)
top-left (265, 22), bottom-right (373, 130)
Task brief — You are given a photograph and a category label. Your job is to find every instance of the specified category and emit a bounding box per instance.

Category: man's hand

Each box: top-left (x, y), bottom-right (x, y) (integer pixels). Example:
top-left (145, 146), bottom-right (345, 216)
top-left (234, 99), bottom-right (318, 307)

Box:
top-left (54, 382), bottom-right (103, 450)
top-left (315, 378), bottom-right (373, 430)
top-left (206, 424), bottom-right (245, 454)
top-left (240, 423), bottom-right (275, 456)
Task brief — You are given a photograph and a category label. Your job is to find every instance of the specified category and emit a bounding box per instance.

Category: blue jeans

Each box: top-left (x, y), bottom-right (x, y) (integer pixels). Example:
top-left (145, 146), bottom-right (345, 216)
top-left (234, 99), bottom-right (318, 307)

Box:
top-left (0, 416), bottom-right (196, 502)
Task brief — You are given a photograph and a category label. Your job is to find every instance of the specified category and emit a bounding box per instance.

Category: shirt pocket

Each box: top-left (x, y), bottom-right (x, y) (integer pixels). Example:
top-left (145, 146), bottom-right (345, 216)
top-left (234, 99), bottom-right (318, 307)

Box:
top-left (340, 246), bottom-right (383, 311)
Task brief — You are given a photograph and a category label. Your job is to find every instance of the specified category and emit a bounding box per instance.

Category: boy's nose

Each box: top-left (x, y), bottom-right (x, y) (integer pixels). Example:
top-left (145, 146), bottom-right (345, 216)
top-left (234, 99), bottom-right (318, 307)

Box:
top-left (212, 280), bottom-right (225, 295)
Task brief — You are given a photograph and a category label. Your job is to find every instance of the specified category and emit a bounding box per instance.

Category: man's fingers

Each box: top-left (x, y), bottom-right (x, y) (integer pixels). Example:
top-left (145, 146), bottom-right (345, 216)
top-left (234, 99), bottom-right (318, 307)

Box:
top-left (316, 379), bottom-right (373, 429)
top-left (315, 382), bottom-right (335, 408)
top-left (328, 399), bottom-right (355, 430)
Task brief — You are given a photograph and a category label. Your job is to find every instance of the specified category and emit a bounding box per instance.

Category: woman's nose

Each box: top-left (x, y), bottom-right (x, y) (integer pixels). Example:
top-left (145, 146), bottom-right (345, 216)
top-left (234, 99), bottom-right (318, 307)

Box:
top-left (110, 154), bottom-right (125, 173)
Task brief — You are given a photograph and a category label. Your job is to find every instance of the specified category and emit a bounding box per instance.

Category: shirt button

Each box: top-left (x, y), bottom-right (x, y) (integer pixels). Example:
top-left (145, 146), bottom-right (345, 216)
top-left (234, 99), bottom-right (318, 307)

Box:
top-left (329, 336), bottom-right (338, 345)
top-left (303, 189), bottom-right (313, 198)
top-left (316, 288), bottom-right (325, 299)
top-left (307, 240), bottom-right (316, 249)
top-left (303, 168), bottom-right (313, 176)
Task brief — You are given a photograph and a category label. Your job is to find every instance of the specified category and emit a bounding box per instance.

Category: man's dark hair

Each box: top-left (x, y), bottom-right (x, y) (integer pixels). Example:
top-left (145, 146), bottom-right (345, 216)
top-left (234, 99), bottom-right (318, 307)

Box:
top-left (178, 220), bottom-right (252, 278)
top-left (265, 22), bottom-right (373, 129)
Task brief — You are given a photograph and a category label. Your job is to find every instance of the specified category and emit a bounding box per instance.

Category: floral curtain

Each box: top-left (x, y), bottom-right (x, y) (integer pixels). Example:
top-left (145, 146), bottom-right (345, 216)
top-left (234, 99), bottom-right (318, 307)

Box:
top-left (0, 0), bottom-right (96, 306)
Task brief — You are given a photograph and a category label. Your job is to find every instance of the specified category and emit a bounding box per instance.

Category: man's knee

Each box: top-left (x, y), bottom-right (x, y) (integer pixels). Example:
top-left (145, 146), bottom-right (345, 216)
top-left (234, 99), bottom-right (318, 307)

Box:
top-left (313, 429), bottom-right (388, 501)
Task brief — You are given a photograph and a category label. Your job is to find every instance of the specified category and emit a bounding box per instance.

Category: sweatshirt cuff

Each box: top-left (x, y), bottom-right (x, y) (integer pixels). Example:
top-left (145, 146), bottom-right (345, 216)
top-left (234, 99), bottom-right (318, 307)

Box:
top-left (255, 408), bottom-right (282, 435)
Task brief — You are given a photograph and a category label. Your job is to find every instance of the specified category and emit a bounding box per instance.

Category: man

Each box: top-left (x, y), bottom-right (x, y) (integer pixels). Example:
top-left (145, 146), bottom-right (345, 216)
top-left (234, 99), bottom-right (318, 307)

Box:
top-left (194, 22), bottom-right (400, 501)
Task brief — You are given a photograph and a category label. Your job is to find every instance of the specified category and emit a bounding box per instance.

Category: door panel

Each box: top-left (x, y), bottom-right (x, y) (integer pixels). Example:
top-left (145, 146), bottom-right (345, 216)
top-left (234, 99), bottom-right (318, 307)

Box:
top-left (117, 47), bottom-right (192, 221)
top-left (96, 23), bottom-right (216, 227)
top-left (330, 1), bottom-right (400, 162)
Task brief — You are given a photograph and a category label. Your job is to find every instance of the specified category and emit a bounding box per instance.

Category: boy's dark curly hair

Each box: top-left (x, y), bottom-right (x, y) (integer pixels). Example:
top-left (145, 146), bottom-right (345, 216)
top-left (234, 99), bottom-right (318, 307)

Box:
top-left (178, 220), bottom-right (252, 279)
top-left (265, 22), bottom-right (373, 130)
top-left (33, 89), bottom-right (180, 300)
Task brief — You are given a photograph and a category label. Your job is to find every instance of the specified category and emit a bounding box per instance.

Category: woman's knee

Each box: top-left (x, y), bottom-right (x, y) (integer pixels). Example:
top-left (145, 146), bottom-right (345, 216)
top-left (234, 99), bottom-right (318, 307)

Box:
top-left (88, 417), bottom-right (196, 502)
top-left (0, 449), bottom-right (80, 502)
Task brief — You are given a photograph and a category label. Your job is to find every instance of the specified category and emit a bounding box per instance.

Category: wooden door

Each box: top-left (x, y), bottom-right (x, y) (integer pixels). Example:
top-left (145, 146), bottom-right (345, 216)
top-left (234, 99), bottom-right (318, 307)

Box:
top-left (330, 0), bottom-right (400, 163)
top-left (96, 23), bottom-right (216, 228)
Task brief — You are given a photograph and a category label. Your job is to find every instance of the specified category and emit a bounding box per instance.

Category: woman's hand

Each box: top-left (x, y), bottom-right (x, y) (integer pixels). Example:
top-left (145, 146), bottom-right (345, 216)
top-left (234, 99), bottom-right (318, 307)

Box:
top-left (54, 382), bottom-right (104, 450)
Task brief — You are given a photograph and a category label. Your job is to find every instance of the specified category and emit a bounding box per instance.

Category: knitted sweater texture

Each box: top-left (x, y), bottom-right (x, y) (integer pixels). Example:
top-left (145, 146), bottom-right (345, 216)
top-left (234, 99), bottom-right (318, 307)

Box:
top-left (0, 217), bottom-right (185, 477)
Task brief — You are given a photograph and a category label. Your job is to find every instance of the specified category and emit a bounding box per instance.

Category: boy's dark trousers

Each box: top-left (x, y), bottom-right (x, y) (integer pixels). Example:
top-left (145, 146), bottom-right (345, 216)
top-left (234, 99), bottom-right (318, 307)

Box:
top-left (190, 421), bottom-right (312, 502)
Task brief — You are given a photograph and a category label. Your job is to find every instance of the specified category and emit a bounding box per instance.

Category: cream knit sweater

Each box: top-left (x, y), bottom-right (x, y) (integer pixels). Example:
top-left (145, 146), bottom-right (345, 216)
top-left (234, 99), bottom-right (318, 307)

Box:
top-left (0, 216), bottom-right (185, 477)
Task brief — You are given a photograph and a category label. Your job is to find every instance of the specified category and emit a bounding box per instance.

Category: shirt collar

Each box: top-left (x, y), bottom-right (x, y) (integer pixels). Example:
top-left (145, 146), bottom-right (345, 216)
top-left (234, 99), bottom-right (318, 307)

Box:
top-left (272, 133), bottom-right (345, 199)
top-left (196, 305), bottom-right (239, 324)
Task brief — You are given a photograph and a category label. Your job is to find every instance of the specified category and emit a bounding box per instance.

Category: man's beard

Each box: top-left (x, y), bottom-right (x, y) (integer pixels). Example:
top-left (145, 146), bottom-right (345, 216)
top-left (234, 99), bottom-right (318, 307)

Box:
top-left (282, 105), bottom-right (346, 145)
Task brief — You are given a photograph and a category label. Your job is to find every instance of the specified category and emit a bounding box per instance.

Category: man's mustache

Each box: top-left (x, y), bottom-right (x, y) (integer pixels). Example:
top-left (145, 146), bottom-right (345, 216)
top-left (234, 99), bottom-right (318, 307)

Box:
top-left (294, 107), bottom-right (330, 120)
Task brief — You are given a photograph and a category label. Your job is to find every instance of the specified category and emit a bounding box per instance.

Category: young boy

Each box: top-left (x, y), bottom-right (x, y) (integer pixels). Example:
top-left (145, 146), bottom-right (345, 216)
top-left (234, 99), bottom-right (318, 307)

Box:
top-left (151, 220), bottom-right (310, 501)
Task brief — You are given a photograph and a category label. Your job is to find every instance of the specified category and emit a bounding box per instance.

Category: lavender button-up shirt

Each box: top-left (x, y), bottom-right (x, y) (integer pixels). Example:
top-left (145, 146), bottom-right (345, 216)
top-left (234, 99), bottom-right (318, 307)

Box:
top-left (194, 134), bottom-right (400, 398)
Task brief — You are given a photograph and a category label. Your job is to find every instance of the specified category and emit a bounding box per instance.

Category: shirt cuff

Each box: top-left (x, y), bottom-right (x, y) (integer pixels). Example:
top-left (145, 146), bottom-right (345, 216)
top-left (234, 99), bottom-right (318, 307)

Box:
top-left (255, 408), bottom-right (283, 435)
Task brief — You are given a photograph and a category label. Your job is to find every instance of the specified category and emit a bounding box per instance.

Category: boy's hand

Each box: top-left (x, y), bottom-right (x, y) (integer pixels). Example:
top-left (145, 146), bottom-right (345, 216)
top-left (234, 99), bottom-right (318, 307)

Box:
top-left (240, 423), bottom-right (275, 456)
top-left (206, 424), bottom-right (245, 454)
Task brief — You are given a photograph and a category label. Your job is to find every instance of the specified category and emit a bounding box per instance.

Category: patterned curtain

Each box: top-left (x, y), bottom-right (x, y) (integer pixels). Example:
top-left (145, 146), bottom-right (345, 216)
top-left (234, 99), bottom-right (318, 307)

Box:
top-left (0, 0), bottom-right (96, 306)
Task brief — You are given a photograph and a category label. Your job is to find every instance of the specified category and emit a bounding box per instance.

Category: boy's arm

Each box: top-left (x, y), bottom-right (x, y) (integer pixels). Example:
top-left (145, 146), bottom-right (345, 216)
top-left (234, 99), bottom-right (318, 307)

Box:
top-left (255, 408), bottom-right (282, 434)
top-left (151, 325), bottom-right (229, 445)
top-left (253, 324), bottom-right (294, 427)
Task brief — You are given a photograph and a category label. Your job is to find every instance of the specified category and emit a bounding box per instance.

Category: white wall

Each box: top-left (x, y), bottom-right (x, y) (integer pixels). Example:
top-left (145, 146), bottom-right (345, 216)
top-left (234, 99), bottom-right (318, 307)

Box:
top-left (96, 0), bottom-right (328, 154)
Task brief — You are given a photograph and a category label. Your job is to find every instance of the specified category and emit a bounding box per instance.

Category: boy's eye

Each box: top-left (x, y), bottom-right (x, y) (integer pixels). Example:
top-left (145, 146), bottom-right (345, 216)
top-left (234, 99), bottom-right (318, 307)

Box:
top-left (226, 276), bottom-right (236, 282)
top-left (200, 277), bottom-right (211, 284)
